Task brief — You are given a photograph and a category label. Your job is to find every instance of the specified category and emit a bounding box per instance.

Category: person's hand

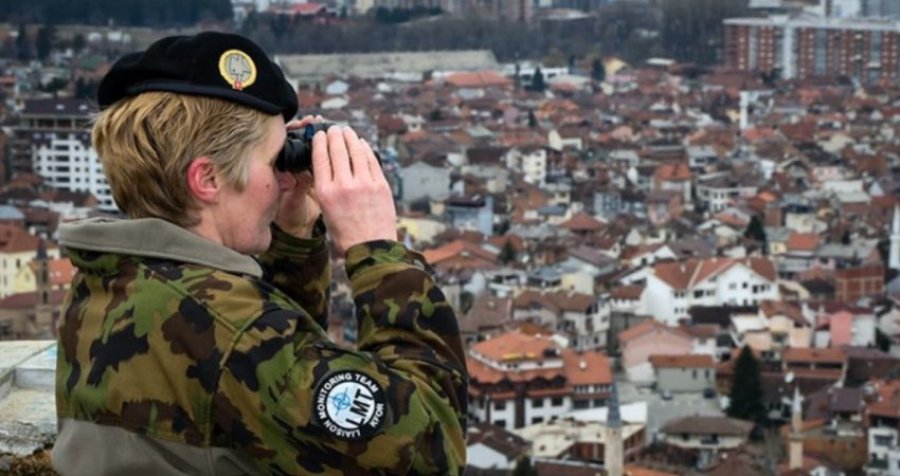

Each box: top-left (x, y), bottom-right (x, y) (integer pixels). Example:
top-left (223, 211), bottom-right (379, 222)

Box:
top-left (274, 115), bottom-right (323, 238)
top-left (312, 125), bottom-right (397, 255)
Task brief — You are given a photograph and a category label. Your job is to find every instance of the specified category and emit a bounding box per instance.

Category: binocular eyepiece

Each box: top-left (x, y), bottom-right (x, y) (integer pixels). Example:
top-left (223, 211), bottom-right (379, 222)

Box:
top-left (275, 122), bottom-right (334, 173)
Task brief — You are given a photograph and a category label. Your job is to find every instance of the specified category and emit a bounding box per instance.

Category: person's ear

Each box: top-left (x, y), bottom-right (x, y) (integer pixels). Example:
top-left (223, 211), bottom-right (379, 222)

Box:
top-left (186, 157), bottom-right (219, 204)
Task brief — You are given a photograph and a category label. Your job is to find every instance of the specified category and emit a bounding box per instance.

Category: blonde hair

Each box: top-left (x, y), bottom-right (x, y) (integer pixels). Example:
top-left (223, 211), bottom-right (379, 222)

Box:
top-left (92, 92), bottom-right (274, 227)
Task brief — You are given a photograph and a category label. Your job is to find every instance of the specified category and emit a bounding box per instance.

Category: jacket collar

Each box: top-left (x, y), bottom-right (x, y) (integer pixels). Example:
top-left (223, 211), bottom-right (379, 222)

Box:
top-left (58, 217), bottom-right (263, 278)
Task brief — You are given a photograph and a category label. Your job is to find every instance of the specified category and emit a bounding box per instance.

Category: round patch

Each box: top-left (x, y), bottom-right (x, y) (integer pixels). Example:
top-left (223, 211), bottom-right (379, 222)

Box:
top-left (314, 371), bottom-right (386, 440)
top-left (218, 49), bottom-right (257, 91)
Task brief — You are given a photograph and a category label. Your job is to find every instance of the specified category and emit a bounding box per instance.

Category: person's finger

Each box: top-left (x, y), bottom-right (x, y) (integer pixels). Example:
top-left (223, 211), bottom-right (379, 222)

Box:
top-left (311, 130), bottom-right (332, 182)
top-left (344, 128), bottom-right (370, 179)
top-left (327, 126), bottom-right (352, 182)
top-left (360, 139), bottom-right (380, 179)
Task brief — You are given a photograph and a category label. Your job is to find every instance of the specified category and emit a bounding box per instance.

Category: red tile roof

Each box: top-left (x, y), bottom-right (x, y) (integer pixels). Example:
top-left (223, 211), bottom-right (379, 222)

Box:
top-left (653, 257), bottom-right (777, 290)
top-left (654, 162), bottom-right (691, 182)
top-left (562, 350), bottom-right (612, 385)
top-left (471, 331), bottom-right (557, 363)
top-left (649, 354), bottom-right (715, 369)
top-left (618, 320), bottom-right (689, 343)
top-left (445, 71), bottom-right (512, 88)
top-left (559, 211), bottom-right (605, 232)
top-left (786, 232), bottom-right (820, 252)
top-left (422, 239), bottom-right (497, 266)
top-left (783, 347), bottom-right (845, 364)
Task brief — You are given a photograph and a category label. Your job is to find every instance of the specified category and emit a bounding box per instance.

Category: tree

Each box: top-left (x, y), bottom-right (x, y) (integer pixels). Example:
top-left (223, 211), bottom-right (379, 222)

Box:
top-left (512, 457), bottom-right (539, 476)
top-left (591, 58), bottom-right (606, 82)
top-left (499, 239), bottom-right (517, 264)
top-left (36, 23), bottom-right (56, 61)
top-left (743, 215), bottom-right (768, 255)
top-left (16, 23), bottom-right (30, 62)
top-left (527, 110), bottom-right (538, 128)
top-left (529, 66), bottom-right (545, 92)
top-left (727, 345), bottom-right (765, 423)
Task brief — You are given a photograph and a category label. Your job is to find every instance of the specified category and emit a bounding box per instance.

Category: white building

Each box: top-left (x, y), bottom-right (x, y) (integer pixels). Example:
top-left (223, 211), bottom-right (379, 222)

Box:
top-left (17, 99), bottom-right (115, 212)
top-left (467, 330), bottom-right (613, 430)
top-left (642, 257), bottom-right (780, 326)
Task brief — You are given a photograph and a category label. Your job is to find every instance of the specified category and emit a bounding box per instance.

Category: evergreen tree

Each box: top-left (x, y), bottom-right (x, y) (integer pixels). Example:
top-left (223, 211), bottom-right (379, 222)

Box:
top-left (512, 457), bottom-right (539, 476)
top-left (499, 239), bottom-right (517, 264)
top-left (16, 23), bottom-right (30, 62)
top-left (591, 58), bottom-right (606, 82)
top-left (727, 345), bottom-right (765, 423)
top-left (36, 24), bottom-right (56, 61)
top-left (529, 66), bottom-right (545, 92)
top-left (743, 215), bottom-right (768, 255)
top-left (528, 110), bottom-right (538, 128)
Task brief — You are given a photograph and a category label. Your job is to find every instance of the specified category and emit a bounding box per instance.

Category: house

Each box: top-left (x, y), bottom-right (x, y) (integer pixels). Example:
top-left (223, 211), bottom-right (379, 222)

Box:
top-left (649, 354), bottom-right (716, 393)
top-left (758, 300), bottom-right (812, 353)
top-left (618, 321), bottom-right (692, 384)
top-left (659, 416), bottom-right (753, 452)
top-left (782, 348), bottom-right (846, 382)
top-left (512, 290), bottom-right (609, 350)
top-left (398, 160), bottom-right (451, 203)
top-left (653, 162), bottom-right (692, 206)
top-left (514, 417), bottom-right (645, 463)
top-left (695, 174), bottom-right (758, 213)
top-left (466, 422), bottom-right (530, 471)
top-left (422, 239), bottom-right (498, 274)
top-left (865, 380), bottom-right (900, 475)
top-left (642, 257), bottom-right (779, 326)
top-left (0, 226), bottom-right (61, 298)
top-left (467, 330), bottom-right (613, 430)
top-left (443, 194), bottom-right (495, 236)
top-left (812, 304), bottom-right (877, 349)
top-left (13, 257), bottom-right (76, 295)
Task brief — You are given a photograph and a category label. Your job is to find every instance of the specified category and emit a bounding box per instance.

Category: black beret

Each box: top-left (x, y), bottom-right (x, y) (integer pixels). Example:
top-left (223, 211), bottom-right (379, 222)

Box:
top-left (97, 31), bottom-right (298, 121)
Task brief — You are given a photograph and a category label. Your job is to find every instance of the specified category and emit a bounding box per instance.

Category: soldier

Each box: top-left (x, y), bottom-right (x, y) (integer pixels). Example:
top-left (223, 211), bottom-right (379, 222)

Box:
top-left (52, 32), bottom-right (467, 475)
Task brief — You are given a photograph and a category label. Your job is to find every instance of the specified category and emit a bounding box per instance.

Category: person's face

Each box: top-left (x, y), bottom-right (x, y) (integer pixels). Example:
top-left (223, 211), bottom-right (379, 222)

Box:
top-left (214, 115), bottom-right (292, 255)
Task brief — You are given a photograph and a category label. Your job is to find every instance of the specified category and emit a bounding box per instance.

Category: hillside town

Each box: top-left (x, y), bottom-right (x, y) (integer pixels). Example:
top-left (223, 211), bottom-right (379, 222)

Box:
top-left (0, 0), bottom-right (900, 474)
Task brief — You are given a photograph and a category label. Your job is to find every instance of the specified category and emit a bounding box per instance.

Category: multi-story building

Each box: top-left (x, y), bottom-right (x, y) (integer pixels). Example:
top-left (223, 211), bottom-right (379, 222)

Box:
top-left (467, 330), bottom-right (612, 430)
top-left (642, 257), bottom-right (780, 326)
top-left (724, 15), bottom-right (900, 84)
top-left (13, 99), bottom-right (115, 211)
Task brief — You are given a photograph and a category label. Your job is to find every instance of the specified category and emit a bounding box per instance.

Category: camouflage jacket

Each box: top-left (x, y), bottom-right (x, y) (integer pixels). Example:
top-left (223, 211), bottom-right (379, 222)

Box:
top-left (53, 217), bottom-right (467, 475)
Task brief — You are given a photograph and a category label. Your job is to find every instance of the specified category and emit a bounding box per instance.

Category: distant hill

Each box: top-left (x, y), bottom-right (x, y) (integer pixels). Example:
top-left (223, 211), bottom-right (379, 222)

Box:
top-left (0, 0), bottom-right (232, 27)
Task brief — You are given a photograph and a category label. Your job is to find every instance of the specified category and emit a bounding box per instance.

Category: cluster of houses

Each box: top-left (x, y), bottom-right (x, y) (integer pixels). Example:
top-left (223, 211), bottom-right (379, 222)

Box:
top-left (2, 8), bottom-right (900, 476)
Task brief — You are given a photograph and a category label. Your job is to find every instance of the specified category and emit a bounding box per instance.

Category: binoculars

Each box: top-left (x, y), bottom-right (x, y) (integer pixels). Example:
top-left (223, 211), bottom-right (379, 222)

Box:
top-left (275, 122), bottom-right (383, 173)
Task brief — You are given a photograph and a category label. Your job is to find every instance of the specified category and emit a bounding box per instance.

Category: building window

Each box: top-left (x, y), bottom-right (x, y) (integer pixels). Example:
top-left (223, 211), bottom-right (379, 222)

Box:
top-left (875, 435), bottom-right (893, 447)
top-left (495, 401), bottom-right (506, 411)
top-left (532, 417), bottom-right (543, 425)
top-left (552, 397), bottom-right (563, 407)
top-left (693, 370), bottom-right (698, 379)
top-left (533, 398), bottom-right (544, 408)
top-left (494, 419), bottom-right (506, 428)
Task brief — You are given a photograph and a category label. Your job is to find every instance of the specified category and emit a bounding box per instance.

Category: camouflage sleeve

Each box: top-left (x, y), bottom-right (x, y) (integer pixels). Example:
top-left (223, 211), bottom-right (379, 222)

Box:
top-left (218, 240), bottom-right (468, 475)
top-left (257, 224), bottom-right (331, 330)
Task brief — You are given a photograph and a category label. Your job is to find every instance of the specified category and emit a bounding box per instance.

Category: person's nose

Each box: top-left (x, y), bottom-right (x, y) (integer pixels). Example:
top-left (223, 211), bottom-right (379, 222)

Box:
top-left (276, 171), bottom-right (296, 191)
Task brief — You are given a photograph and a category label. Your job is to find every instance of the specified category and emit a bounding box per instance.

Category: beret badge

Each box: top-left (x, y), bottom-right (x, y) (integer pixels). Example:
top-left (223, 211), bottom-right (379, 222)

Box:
top-left (219, 49), bottom-right (257, 91)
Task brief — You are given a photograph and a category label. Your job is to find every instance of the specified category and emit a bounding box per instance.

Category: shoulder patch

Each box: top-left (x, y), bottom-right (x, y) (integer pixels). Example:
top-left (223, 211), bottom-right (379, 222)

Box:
top-left (313, 370), bottom-right (386, 440)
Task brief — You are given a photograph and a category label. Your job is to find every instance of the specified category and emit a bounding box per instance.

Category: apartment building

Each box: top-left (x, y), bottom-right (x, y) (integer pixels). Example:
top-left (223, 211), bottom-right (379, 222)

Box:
top-left (13, 99), bottom-right (115, 211)
top-left (724, 15), bottom-right (900, 83)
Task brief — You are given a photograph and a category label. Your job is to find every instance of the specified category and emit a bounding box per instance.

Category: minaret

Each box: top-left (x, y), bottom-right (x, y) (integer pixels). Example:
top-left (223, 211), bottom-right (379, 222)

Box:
top-left (890, 205), bottom-right (900, 271)
top-left (789, 387), bottom-right (804, 470)
top-left (604, 381), bottom-right (624, 476)
top-left (34, 239), bottom-right (53, 337)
